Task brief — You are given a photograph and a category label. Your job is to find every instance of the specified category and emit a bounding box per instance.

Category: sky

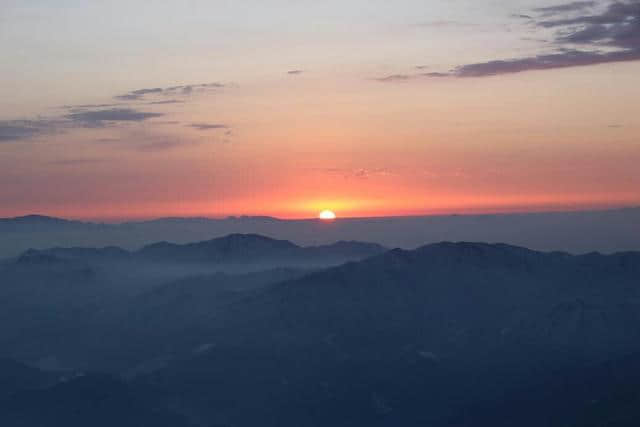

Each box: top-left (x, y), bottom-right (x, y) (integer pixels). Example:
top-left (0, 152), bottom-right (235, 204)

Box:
top-left (1, 0), bottom-right (639, 220)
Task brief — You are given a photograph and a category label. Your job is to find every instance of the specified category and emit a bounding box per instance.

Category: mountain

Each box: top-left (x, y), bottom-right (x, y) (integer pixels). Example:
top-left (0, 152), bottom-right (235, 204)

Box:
top-left (138, 242), bottom-right (640, 426)
top-left (0, 214), bottom-right (81, 229)
top-left (452, 350), bottom-right (640, 427)
top-left (0, 235), bottom-right (384, 371)
top-left (0, 373), bottom-right (193, 427)
top-left (15, 234), bottom-right (386, 271)
top-left (3, 239), bottom-right (640, 425)
top-left (0, 359), bottom-right (57, 398)
top-left (19, 246), bottom-right (130, 261)
top-left (136, 234), bottom-right (387, 267)
top-left (2, 207), bottom-right (640, 258)
top-left (137, 233), bottom-right (299, 262)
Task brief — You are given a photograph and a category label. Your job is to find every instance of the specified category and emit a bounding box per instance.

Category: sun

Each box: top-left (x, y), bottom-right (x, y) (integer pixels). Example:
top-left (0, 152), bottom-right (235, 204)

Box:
top-left (319, 209), bottom-right (337, 220)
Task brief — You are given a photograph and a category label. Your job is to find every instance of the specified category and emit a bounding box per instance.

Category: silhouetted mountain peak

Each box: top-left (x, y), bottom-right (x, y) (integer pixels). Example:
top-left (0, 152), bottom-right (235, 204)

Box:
top-left (138, 234), bottom-right (299, 262)
top-left (7, 214), bottom-right (66, 223)
top-left (211, 233), bottom-right (299, 249)
top-left (136, 234), bottom-right (383, 266)
top-left (0, 215), bottom-right (90, 236)
top-left (271, 241), bottom-right (631, 300)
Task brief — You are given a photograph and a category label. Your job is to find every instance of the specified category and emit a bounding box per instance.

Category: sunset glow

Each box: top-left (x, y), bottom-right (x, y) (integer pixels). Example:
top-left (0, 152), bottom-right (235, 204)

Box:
top-left (319, 210), bottom-right (337, 220)
top-left (1, 0), bottom-right (639, 220)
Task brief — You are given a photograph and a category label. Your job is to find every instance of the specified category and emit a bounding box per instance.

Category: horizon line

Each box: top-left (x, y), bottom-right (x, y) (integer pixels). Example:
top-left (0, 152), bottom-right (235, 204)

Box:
top-left (3, 204), bottom-right (639, 225)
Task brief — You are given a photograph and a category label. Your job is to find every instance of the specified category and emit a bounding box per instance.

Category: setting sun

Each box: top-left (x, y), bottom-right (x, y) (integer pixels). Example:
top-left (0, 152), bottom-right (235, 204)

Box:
top-left (319, 210), bottom-right (337, 220)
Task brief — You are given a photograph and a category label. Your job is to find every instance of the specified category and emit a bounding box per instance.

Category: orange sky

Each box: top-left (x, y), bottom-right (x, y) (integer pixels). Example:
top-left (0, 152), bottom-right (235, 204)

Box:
top-left (1, 0), bottom-right (639, 220)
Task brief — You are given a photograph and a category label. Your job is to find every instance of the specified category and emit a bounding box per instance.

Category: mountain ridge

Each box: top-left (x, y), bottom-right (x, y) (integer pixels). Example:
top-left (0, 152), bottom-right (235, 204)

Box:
top-left (14, 233), bottom-right (387, 265)
top-left (2, 207), bottom-right (640, 257)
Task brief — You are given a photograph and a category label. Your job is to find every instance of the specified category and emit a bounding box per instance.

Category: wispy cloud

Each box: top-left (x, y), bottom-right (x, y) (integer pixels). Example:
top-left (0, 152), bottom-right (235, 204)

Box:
top-left (1, 80), bottom-right (229, 143)
top-left (423, 72), bottom-right (449, 78)
top-left (374, 74), bottom-right (414, 82)
top-left (451, 49), bottom-right (640, 77)
top-left (0, 119), bottom-right (59, 142)
top-left (66, 108), bottom-right (164, 127)
top-left (374, 72), bottom-right (449, 82)
top-left (151, 120), bottom-right (181, 125)
top-left (147, 99), bottom-right (184, 105)
top-left (451, 0), bottom-right (640, 77)
top-left (61, 103), bottom-right (121, 109)
top-left (511, 14), bottom-right (534, 20)
top-left (188, 123), bottom-right (229, 131)
top-left (287, 70), bottom-right (305, 75)
top-left (114, 82), bottom-right (224, 101)
top-left (377, 0), bottom-right (640, 80)
top-left (533, 1), bottom-right (596, 16)
top-left (115, 87), bottom-right (163, 101)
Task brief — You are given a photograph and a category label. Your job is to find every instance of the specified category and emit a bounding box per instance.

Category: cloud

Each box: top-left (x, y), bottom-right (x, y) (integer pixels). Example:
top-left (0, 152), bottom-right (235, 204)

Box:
top-left (188, 123), bottom-right (229, 130)
top-left (383, 0), bottom-right (640, 80)
top-left (1, 78), bottom-right (234, 147)
top-left (0, 119), bottom-right (58, 142)
top-left (374, 74), bottom-right (414, 82)
top-left (115, 87), bottom-right (163, 101)
top-left (511, 14), bottom-right (534, 20)
top-left (374, 71), bottom-right (450, 82)
top-left (451, 49), bottom-right (640, 77)
top-left (151, 120), bottom-right (181, 125)
top-left (539, 2), bottom-right (640, 49)
top-left (287, 70), bottom-right (304, 75)
top-left (61, 103), bottom-right (121, 109)
top-left (147, 99), bottom-right (184, 105)
top-left (167, 82), bottom-right (224, 90)
top-left (66, 108), bottom-right (164, 126)
top-left (422, 72), bottom-right (449, 78)
top-left (114, 82), bottom-right (225, 101)
top-left (533, 1), bottom-right (596, 16)
top-left (450, 0), bottom-right (640, 77)
top-left (1, 81), bottom-right (228, 143)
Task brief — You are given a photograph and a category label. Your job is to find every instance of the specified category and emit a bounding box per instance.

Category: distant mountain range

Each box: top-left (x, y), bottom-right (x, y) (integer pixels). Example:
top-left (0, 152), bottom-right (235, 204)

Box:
top-left (2, 207), bottom-right (640, 257)
top-left (16, 233), bottom-right (386, 267)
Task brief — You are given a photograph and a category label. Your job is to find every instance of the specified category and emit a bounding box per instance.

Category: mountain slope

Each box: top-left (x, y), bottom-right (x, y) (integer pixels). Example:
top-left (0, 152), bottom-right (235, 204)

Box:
top-left (0, 374), bottom-right (193, 427)
top-left (143, 242), bottom-right (640, 426)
